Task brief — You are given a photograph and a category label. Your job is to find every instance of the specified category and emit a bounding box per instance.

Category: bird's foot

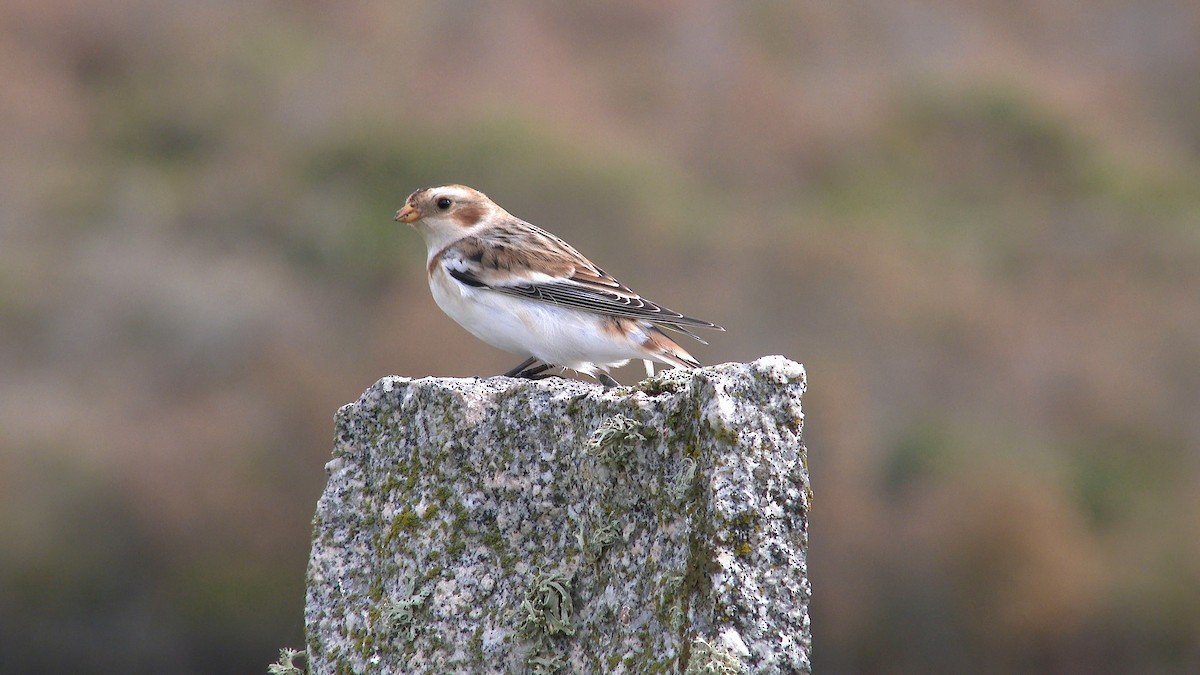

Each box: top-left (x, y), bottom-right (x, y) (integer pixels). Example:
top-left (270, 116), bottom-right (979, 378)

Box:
top-left (503, 356), bottom-right (539, 377)
top-left (596, 372), bottom-right (620, 388)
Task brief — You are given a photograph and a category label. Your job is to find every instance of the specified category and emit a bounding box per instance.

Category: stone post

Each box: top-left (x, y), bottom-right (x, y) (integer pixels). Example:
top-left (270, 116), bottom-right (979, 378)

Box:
top-left (306, 356), bottom-right (811, 673)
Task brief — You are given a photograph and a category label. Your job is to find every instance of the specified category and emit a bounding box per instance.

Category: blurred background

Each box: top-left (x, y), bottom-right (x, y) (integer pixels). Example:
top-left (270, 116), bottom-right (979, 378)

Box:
top-left (2, 1), bottom-right (1198, 673)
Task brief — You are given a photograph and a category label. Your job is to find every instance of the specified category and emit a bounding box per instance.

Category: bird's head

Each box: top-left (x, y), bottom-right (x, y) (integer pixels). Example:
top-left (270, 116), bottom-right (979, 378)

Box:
top-left (395, 184), bottom-right (501, 250)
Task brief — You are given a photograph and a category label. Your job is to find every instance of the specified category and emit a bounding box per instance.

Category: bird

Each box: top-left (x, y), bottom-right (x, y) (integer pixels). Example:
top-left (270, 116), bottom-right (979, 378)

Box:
top-left (394, 184), bottom-right (724, 387)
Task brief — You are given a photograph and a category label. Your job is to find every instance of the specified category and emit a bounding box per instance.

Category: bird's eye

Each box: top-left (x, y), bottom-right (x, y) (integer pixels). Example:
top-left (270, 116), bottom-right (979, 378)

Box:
top-left (436, 197), bottom-right (452, 210)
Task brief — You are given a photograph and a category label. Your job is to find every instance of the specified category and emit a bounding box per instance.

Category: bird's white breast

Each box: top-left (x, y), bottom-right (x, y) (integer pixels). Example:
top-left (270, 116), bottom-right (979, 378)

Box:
top-left (428, 267), bottom-right (645, 370)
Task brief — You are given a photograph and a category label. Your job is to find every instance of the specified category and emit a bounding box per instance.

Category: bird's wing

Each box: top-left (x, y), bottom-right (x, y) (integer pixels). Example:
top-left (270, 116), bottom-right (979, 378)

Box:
top-left (436, 227), bottom-right (724, 333)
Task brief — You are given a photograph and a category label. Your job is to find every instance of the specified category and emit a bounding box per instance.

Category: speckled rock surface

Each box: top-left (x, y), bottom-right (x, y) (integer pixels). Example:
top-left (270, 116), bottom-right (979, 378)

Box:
top-left (305, 356), bottom-right (811, 674)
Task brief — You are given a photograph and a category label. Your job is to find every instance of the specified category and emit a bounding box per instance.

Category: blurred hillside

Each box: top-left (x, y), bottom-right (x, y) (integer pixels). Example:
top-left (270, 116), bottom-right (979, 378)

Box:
top-left (2, 1), bottom-right (1199, 673)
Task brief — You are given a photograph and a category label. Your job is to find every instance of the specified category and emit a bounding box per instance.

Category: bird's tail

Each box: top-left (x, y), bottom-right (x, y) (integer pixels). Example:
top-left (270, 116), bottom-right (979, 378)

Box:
top-left (641, 326), bottom-right (702, 370)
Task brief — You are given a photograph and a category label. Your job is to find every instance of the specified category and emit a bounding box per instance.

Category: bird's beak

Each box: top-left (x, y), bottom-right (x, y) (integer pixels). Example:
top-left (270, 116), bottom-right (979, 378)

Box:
top-left (395, 204), bottom-right (420, 223)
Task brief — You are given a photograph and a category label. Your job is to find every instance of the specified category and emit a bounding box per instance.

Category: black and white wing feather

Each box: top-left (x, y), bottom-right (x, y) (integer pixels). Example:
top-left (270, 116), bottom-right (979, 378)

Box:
top-left (436, 225), bottom-right (724, 338)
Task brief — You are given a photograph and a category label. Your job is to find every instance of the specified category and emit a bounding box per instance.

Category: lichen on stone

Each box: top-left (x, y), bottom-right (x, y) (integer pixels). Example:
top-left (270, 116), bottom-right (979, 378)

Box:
top-left (668, 457), bottom-right (698, 504)
top-left (267, 648), bottom-right (307, 675)
top-left (686, 636), bottom-right (745, 674)
top-left (578, 519), bottom-right (621, 564)
top-left (517, 570), bottom-right (575, 639)
top-left (378, 581), bottom-right (433, 641)
top-left (584, 412), bottom-right (646, 463)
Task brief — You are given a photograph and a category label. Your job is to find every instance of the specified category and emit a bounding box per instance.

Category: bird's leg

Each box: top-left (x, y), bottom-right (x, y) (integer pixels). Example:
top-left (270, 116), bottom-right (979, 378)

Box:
top-left (596, 372), bottom-right (621, 388)
top-left (504, 357), bottom-right (558, 380)
top-left (516, 363), bottom-right (555, 379)
top-left (503, 356), bottom-right (540, 377)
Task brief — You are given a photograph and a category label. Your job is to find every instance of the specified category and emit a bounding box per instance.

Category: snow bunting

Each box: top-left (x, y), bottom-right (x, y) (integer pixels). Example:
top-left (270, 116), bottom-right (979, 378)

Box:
top-left (395, 184), bottom-right (723, 386)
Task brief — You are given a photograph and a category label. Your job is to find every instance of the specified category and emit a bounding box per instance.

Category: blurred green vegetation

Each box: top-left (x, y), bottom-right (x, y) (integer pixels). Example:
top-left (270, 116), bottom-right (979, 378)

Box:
top-left (1, 2), bottom-right (1198, 673)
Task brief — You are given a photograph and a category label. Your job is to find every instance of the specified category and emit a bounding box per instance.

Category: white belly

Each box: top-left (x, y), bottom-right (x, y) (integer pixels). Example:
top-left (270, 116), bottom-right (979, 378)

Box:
top-left (429, 269), bottom-right (643, 371)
